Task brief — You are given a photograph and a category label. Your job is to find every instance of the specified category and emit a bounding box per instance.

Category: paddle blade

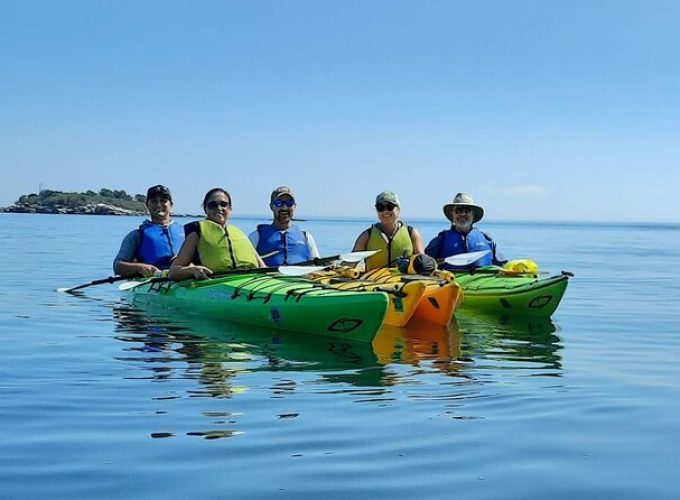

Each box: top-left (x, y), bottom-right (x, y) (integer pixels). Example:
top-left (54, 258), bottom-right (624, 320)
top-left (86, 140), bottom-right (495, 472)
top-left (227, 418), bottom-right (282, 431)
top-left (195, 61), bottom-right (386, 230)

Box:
top-left (119, 280), bottom-right (152, 291)
top-left (277, 265), bottom-right (327, 276)
top-left (443, 250), bottom-right (491, 267)
top-left (338, 250), bottom-right (380, 262)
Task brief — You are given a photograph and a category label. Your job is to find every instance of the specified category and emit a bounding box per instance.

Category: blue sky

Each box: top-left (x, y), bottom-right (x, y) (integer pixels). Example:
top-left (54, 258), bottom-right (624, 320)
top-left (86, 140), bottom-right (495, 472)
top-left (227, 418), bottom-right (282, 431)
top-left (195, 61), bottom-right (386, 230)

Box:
top-left (1, 0), bottom-right (678, 222)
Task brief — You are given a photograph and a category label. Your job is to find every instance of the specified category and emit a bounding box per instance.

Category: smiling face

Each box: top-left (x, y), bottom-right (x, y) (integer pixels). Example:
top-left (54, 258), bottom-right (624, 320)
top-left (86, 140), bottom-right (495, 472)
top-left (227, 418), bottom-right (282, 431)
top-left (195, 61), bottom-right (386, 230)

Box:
top-left (451, 206), bottom-right (474, 233)
top-left (146, 195), bottom-right (172, 224)
top-left (271, 194), bottom-right (296, 229)
top-left (204, 191), bottom-right (232, 226)
top-left (375, 201), bottom-right (400, 225)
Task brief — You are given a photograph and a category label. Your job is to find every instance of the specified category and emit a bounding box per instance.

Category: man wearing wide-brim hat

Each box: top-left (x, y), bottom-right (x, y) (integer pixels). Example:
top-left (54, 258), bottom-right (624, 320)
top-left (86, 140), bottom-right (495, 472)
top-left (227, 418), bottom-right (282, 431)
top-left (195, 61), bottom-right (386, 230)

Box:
top-left (425, 192), bottom-right (506, 270)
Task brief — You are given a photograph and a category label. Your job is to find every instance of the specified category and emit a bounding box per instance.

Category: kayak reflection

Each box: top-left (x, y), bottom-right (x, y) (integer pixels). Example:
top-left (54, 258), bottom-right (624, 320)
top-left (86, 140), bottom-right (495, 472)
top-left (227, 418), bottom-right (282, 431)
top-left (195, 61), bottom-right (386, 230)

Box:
top-left (373, 317), bottom-right (461, 366)
top-left (110, 302), bottom-right (465, 390)
top-left (455, 311), bottom-right (563, 372)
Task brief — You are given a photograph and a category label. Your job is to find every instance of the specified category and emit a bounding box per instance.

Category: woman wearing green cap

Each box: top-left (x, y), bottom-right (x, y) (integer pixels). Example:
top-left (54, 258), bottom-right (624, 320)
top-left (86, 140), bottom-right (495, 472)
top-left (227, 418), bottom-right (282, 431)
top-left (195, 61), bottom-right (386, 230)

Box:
top-left (351, 191), bottom-right (425, 271)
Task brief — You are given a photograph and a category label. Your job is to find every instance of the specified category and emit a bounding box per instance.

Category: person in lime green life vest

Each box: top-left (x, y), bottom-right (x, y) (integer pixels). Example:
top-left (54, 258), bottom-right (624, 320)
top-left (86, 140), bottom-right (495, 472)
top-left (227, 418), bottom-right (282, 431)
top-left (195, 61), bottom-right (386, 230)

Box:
top-left (169, 188), bottom-right (265, 281)
top-left (113, 184), bottom-right (185, 278)
top-left (351, 190), bottom-right (425, 271)
top-left (248, 186), bottom-right (320, 266)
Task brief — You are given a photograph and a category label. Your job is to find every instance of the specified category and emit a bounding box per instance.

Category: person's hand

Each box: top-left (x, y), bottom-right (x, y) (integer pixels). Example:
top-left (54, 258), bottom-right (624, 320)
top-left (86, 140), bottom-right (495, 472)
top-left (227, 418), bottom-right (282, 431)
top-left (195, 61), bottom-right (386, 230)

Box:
top-left (396, 256), bottom-right (411, 274)
top-left (190, 266), bottom-right (213, 280)
top-left (138, 264), bottom-right (161, 278)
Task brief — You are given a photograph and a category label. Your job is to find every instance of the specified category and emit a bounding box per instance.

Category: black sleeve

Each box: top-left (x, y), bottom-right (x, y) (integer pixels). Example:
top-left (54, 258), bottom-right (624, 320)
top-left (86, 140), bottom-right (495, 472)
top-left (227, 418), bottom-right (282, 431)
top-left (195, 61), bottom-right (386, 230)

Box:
top-left (184, 221), bottom-right (201, 237)
top-left (424, 231), bottom-right (444, 259)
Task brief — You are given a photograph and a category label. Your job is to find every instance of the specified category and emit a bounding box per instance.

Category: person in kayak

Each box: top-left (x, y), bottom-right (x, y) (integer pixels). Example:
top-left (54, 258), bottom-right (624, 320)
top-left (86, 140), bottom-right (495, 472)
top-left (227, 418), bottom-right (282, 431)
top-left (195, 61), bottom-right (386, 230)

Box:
top-left (169, 187), bottom-right (265, 280)
top-left (248, 185), bottom-right (320, 266)
top-left (113, 184), bottom-right (185, 278)
top-left (425, 192), bottom-right (506, 270)
top-left (351, 190), bottom-right (425, 271)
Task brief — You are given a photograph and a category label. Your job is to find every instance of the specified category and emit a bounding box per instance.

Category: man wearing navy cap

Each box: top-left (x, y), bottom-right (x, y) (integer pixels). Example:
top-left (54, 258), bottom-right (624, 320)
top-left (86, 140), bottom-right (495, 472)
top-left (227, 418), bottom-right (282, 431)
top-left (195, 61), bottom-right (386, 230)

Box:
top-left (249, 186), bottom-right (320, 266)
top-left (113, 184), bottom-right (185, 277)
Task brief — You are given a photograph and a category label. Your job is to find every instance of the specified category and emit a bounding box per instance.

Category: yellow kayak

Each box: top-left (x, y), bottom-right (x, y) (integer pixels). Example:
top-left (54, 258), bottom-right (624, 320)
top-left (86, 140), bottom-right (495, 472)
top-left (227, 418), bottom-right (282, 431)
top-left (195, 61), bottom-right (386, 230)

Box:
top-left (309, 268), bottom-right (426, 327)
top-left (360, 267), bottom-right (462, 326)
top-left (312, 266), bottom-right (462, 327)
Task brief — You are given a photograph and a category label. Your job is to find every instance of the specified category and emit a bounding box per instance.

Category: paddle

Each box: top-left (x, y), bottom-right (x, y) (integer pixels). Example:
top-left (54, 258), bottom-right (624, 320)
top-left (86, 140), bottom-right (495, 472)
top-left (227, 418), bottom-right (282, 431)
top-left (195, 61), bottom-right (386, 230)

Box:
top-left (459, 267), bottom-right (572, 278)
top-left (118, 264), bottom-right (328, 291)
top-left (259, 250), bottom-right (279, 259)
top-left (441, 250), bottom-right (491, 267)
top-left (57, 275), bottom-right (133, 293)
top-left (60, 251), bottom-right (376, 294)
top-left (300, 250), bottom-right (379, 266)
top-left (462, 266), bottom-right (540, 277)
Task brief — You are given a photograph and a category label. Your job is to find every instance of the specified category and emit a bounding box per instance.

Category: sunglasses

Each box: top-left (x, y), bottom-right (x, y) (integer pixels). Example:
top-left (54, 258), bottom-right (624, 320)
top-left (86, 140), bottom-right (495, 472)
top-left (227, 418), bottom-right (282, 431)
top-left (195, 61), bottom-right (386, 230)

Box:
top-left (454, 207), bottom-right (472, 214)
top-left (207, 200), bottom-right (231, 210)
top-left (375, 203), bottom-right (397, 212)
top-left (272, 199), bottom-right (295, 208)
top-left (148, 196), bottom-right (171, 203)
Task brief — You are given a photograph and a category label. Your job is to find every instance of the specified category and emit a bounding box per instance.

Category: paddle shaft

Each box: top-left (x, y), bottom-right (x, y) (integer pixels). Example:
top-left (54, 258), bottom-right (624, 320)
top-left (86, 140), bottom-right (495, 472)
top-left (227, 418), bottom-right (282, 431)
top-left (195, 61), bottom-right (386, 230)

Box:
top-left (285, 250), bottom-right (378, 267)
top-left (127, 266), bottom-right (283, 288)
top-left (119, 263), bottom-right (333, 290)
top-left (59, 275), bottom-right (131, 293)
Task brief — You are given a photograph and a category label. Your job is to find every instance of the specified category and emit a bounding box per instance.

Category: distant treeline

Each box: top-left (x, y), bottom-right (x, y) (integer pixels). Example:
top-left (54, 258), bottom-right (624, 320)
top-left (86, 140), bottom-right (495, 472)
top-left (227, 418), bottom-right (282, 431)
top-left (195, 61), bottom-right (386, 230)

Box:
top-left (15, 188), bottom-right (147, 211)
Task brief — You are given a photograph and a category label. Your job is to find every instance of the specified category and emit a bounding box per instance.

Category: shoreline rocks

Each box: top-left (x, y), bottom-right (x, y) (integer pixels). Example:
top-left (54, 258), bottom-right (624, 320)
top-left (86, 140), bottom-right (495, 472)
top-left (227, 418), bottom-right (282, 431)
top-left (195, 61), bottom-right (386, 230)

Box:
top-left (0, 202), bottom-right (146, 216)
top-left (0, 203), bottom-right (200, 217)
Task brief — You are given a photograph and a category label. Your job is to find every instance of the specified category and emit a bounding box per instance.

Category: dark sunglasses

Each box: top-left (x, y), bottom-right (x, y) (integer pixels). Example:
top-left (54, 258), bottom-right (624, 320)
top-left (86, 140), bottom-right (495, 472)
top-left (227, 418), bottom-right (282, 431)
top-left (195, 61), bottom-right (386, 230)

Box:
top-left (375, 202), bottom-right (397, 212)
top-left (454, 206), bottom-right (472, 214)
top-left (148, 196), bottom-right (171, 203)
top-left (272, 199), bottom-right (295, 208)
top-left (207, 200), bottom-right (231, 210)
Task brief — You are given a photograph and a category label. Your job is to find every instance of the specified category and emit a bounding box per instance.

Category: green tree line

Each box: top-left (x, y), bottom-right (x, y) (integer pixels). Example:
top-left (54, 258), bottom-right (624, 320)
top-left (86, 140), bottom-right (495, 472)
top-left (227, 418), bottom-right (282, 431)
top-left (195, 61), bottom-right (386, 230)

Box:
top-left (16, 189), bottom-right (147, 211)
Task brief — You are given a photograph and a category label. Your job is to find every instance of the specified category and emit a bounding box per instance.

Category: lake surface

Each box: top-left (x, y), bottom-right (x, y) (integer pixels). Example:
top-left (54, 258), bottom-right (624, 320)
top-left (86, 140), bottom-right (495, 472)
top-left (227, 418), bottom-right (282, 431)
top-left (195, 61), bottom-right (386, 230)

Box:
top-left (2, 213), bottom-right (679, 499)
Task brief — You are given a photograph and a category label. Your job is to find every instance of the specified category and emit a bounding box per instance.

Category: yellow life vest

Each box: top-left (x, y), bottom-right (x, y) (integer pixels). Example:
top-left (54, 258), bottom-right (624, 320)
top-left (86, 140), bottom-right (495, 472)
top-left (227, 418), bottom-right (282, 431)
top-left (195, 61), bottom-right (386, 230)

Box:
top-left (197, 220), bottom-right (259, 272)
top-left (364, 223), bottom-right (413, 271)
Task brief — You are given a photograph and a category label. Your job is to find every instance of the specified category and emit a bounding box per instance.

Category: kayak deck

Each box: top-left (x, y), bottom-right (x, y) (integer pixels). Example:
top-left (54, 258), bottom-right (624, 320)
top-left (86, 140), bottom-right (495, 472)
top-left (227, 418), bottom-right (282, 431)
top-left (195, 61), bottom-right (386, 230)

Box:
top-left (125, 273), bottom-right (389, 342)
top-left (454, 271), bottom-right (570, 318)
top-left (308, 270), bottom-right (426, 327)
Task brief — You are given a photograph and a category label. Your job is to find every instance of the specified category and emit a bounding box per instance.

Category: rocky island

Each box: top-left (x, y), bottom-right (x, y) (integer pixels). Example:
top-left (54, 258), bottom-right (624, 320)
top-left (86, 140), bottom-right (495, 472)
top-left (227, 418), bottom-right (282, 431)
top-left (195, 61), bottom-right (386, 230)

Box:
top-left (1, 189), bottom-right (149, 216)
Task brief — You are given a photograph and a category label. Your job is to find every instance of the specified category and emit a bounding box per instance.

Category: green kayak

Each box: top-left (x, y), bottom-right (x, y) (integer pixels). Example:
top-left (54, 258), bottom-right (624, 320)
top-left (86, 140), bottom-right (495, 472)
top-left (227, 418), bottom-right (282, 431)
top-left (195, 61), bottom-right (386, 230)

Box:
top-left (454, 270), bottom-right (570, 318)
top-left (124, 273), bottom-right (389, 343)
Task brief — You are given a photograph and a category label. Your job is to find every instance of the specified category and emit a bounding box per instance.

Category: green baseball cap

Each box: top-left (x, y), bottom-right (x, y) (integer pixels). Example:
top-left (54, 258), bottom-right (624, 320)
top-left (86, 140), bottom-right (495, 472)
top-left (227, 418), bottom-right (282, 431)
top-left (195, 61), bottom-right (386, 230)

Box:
top-left (375, 191), bottom-right (400, 207)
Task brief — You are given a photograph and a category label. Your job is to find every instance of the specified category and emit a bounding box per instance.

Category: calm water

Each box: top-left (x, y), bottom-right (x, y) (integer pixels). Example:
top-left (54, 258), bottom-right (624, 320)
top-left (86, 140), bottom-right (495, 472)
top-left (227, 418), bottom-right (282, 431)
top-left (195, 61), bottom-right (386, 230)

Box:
top-left (2, 213), bottom-right (680, 499)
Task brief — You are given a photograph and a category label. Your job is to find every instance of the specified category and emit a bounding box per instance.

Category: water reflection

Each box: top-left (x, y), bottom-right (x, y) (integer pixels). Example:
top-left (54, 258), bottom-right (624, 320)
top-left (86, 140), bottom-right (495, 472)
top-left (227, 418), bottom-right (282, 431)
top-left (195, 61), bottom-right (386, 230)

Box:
top-left (454, 311), bottom-right (563, 373)
top-left (112, 302), bottom-right (378, 373)
top-left (111, 302), bottom-right (466, 388)
top-left (318, 318), bottom-right (464, 388)
top-left (111, 301), bottom-right (562, 388)
top-left (108, 302), bottom-right (563, 437)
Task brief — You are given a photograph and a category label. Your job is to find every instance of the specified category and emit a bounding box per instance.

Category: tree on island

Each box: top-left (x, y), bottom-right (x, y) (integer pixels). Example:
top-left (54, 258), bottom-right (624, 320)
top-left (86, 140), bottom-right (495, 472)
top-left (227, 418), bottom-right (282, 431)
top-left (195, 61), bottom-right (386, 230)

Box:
top-left (11, 188), bottom-right (148, 212)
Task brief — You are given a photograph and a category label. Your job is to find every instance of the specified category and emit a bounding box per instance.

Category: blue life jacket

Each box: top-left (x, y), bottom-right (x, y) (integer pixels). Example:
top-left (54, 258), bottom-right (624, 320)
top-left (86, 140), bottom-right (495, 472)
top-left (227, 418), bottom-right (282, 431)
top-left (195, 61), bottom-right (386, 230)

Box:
top-left (437, 227), bottom-right (494, 270)
top-left (136, 221), bottom-right (185, 269)
top-left (256, 224), bottom-right (311, 266)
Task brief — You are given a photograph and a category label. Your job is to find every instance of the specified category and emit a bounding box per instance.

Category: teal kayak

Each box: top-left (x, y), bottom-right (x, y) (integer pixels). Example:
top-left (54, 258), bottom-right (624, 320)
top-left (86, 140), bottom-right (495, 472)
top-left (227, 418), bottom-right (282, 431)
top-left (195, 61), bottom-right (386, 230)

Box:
top-left (124, 273), bottom-right (390, 343)
top-left (454, 270), bottom-right (570, 318)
